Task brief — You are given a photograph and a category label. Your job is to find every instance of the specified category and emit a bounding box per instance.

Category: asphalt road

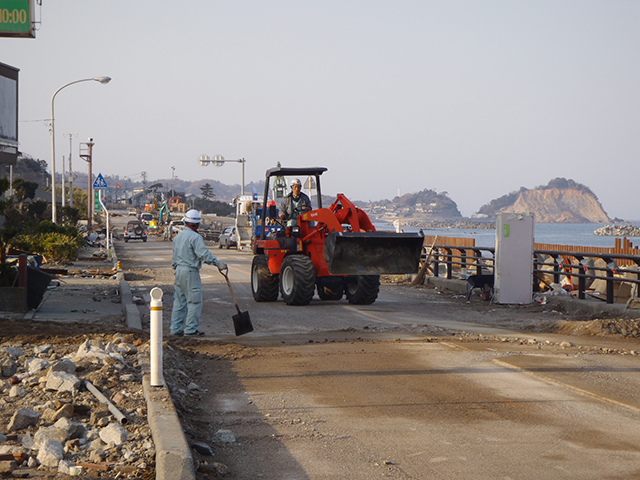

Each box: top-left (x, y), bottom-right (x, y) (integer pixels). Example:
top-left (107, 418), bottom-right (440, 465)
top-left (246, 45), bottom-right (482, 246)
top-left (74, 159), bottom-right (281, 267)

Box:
top-left (115, 229), bottom-right (640, 480)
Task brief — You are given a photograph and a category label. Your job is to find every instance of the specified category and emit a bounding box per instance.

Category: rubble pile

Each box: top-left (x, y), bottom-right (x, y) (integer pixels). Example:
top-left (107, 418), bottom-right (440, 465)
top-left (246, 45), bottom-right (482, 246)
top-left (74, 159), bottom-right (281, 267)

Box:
top-left (0, 335), bottom-right (155, 478)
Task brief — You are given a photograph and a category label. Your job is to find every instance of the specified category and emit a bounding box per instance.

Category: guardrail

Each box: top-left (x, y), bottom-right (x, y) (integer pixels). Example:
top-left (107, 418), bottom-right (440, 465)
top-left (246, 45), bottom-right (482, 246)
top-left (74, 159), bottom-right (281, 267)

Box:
top-left (424, 241), bottom-right (640, 305)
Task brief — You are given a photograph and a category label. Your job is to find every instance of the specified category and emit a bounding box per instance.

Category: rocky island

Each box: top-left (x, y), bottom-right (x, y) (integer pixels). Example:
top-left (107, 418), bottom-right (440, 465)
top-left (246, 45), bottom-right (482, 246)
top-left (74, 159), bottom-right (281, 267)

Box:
top-left (358, 178), bottom-right (613, 227)
top-left (475, 178), bottom-right (612, 223)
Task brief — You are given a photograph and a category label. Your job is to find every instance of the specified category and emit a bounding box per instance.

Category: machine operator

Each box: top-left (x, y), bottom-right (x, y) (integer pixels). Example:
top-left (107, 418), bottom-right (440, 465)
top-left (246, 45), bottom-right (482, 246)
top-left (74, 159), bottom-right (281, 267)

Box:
top-left (280, 178), bottom-right (311, 227)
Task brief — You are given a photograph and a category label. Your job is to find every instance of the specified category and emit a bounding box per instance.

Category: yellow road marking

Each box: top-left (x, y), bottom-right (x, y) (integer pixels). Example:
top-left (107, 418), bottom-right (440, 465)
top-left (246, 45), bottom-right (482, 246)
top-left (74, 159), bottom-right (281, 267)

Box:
top-left (492, 358), bottom-right (640, 414)
top-left (342, 305), bottom-right (404, 326)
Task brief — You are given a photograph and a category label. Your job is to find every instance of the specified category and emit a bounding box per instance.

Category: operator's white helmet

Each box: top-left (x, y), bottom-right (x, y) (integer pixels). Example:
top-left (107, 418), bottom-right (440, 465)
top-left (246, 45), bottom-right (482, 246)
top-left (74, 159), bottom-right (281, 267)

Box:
top-left (184, 209), bottom-right (202, 225)
top-left (290, 178), bottom-right (301, 187)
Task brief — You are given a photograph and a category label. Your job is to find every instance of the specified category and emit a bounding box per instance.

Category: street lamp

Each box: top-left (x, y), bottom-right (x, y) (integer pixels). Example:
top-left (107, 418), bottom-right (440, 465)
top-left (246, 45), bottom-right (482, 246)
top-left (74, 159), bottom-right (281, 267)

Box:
top-left (50, 76), bottom-right (111, 223)
top-left (198, 154), bottom-right (246, 195)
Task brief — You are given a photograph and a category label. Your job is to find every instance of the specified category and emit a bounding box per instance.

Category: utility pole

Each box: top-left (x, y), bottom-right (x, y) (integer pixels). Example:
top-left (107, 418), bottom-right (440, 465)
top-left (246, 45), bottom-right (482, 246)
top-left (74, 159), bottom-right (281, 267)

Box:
top-left (80, 138), bottom-right (95, 230)
top-left (171, 166), bottom-right (175, 199)
top-left (142, 171), bottom-right (148, 206)
top-left (65, 133), bottom-right (77, 207)
top-left (61, 155), bottom-right (66, 208)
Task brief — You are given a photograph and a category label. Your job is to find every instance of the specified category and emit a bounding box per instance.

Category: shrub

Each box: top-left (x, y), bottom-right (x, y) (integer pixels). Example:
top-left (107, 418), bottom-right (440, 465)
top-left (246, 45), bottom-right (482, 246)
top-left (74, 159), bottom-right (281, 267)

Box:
top-left (9, 231), bottom-right (83, 263)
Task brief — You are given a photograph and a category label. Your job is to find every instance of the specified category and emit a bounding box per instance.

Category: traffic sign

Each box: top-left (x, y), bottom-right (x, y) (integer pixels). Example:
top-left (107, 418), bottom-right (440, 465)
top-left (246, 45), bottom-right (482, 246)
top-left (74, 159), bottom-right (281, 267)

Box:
top-left (94, 191), bottom-right (102, 211)
top-left (93, 173), bottom-right (108, 190)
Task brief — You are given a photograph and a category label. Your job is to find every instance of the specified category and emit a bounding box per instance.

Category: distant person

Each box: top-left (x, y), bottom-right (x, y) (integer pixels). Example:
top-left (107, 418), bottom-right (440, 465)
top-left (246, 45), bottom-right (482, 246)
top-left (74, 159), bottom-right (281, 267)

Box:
top-left (170, 209), bottom-right (227, 336)
top-left (280, 178), bottom-right (311, 226)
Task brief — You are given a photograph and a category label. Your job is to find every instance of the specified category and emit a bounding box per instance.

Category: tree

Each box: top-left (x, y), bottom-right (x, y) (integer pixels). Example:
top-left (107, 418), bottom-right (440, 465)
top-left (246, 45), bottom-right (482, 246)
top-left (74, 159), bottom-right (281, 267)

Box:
top-left (200, 183), bottom-right (215, 200)
top-left (193, 197), bottom-right (233, 216)
top-left (0, 177), bottom-right (17, 287)
top-left (13, 155), bottom-right (48, 183)
top-left (12, 178), bottom-right (38, 214)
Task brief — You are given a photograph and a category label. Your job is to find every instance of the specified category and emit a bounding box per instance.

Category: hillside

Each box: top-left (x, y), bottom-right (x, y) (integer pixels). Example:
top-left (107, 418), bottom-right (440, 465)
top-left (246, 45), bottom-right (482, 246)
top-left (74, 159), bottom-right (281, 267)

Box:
top-left (476, 178), bottom-right (612, 223)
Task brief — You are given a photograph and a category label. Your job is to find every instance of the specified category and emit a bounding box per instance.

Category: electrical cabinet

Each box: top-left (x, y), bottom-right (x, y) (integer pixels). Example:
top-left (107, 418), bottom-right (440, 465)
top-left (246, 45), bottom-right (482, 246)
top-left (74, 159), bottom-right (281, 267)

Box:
top-left (494, 212), bottom-right (534, 304)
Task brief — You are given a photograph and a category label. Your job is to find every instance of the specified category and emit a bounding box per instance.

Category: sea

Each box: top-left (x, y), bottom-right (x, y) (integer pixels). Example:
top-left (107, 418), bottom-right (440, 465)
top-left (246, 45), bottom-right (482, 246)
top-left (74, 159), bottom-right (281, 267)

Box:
top-left (375, 221), bottom-right (640, 250)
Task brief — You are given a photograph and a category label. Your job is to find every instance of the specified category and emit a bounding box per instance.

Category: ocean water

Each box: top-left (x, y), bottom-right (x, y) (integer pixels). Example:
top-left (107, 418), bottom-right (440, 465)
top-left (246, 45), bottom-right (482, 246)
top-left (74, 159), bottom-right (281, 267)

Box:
top-left (376, 222), bottom-right (640, 249)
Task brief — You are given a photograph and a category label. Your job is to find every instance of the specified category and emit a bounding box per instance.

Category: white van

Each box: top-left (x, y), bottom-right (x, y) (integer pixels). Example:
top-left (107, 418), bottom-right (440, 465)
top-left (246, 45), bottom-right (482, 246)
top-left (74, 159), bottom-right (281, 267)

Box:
top-left (139, 213), bottom-right (153, 225)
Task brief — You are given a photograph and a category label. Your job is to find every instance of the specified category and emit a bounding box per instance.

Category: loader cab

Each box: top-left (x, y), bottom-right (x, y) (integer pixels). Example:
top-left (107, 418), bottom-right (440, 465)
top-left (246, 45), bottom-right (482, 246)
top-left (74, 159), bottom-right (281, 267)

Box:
top-left (261, 167), bottom-right (326, 225)
top-left (253, 167), bottom-right (326, 252)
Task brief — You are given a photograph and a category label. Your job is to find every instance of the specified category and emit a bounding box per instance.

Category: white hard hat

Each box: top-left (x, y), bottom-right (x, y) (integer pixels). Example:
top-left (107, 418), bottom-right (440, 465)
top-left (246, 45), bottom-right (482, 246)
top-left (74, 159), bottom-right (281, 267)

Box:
top-left (184, 209), bottom-right (202, 224)
top-left (290, 178), bottom-right (301, 187)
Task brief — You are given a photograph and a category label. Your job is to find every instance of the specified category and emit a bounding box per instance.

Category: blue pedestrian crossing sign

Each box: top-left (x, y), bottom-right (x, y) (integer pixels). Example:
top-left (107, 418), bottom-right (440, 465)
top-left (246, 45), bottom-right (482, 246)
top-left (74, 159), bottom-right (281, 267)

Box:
top-left (93, 173), bottom-right (108, 190)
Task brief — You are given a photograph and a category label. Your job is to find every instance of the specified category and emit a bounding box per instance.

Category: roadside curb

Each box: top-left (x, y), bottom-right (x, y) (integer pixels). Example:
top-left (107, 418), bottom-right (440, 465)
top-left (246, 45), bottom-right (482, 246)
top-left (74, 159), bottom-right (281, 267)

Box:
top-left (120, 280), bottom-right (143, 330)
top-left (114, 241), bottom-right (196, 480)
top-left (110, 244), bottom-right (143, 330)
top-left (139, 353), bottom-right (196, 480)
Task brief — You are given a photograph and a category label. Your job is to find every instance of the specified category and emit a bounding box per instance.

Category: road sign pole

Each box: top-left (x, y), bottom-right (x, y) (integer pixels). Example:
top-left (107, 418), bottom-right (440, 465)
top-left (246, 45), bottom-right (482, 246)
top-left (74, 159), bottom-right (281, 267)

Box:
top-left (99, 190), bottom-right (110, 255)
top-left (86, 140), bottom-right (94, 230)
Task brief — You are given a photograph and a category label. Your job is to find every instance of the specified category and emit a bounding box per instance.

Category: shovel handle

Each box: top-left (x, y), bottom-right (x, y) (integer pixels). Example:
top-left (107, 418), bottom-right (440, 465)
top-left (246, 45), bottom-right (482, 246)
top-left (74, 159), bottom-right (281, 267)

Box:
top-left (219, 269), bottom-right (242, 315)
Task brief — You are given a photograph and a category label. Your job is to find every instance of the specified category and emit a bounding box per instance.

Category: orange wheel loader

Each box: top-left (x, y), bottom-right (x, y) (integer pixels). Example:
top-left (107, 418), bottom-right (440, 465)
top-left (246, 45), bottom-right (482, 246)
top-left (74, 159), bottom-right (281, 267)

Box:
top-left (251, 167), bottom-right (425, 306)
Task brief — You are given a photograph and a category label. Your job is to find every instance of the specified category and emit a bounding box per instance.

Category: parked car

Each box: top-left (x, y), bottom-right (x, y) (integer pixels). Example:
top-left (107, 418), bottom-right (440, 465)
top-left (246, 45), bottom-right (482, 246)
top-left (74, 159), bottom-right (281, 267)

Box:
top-left (170, 220), bottom-right (186, 235)
top-left (139, 213), bottom-right (154, 225)
top-left (218, 226), bottom-right (237, 249)
top-left (124, 220), bottom-right (148, 243)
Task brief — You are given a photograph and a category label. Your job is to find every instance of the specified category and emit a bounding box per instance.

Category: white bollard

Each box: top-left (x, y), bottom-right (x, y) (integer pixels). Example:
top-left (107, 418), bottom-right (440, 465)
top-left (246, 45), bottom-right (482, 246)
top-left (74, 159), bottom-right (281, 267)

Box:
top-left (150, 287), bottom-right (164, 387)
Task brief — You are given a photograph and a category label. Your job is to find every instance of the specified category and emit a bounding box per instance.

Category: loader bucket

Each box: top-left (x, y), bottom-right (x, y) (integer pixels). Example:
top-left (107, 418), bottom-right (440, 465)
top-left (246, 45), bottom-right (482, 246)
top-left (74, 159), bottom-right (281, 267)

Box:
top-left (324, 231), bottom-right (425, 275)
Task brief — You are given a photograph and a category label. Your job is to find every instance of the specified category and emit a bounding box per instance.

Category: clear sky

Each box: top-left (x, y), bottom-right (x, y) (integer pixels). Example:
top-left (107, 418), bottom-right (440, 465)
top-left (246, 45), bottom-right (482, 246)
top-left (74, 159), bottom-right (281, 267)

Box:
top-left (2, 1), bottom-right (639, 219)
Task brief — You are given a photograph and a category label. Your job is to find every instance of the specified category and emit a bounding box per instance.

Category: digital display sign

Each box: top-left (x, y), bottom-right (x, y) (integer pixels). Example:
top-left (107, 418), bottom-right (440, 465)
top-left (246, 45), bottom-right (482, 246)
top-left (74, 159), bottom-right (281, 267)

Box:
top-left (0, 0), bottom-right (35, 38)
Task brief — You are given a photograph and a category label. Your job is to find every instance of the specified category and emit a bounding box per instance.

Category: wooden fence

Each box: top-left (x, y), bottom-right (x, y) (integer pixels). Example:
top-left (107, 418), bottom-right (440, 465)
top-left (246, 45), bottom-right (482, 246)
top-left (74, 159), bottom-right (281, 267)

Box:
top-left (423, 235), bottom-right (476, 248)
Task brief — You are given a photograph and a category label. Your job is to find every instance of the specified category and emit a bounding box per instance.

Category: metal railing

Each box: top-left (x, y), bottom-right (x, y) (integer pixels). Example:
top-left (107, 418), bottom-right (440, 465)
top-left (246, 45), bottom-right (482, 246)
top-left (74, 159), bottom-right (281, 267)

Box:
top-left (534, 250), bottom-right (640, 304)
top-left (425, 243), bottom-right (640, 304)
top-left (428, 246), bottom-right (495, 279)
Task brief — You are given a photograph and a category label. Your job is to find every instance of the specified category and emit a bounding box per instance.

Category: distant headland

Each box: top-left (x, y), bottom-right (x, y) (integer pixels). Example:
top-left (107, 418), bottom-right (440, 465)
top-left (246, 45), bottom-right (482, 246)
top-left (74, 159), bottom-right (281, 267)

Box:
top-left (362, 178), bottom-right (615, 225)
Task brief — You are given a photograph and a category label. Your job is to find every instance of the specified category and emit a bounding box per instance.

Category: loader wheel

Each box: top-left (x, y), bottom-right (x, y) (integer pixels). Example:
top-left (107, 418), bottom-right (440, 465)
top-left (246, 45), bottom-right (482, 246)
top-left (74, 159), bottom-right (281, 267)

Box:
top-left (345, 275), bottom-right (380, 305)
top-left (280, 255), bottom-right (315, 306)
top-left (251, 255), bottom-right (279, 302)
top-left (317, 277), bottom-right (344, 301)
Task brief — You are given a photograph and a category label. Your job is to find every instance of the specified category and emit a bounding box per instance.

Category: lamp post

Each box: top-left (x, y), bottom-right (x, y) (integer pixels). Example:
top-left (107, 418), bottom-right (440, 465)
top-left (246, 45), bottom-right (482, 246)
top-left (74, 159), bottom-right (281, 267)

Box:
top-left (198, 154), bottom-right (246, 195)
top-left (50, 76), bottom-right (111, 223)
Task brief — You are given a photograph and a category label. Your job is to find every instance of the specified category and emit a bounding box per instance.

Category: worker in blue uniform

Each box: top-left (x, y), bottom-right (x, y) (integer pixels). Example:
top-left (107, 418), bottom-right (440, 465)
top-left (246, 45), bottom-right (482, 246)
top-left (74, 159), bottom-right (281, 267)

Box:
top-left (170, 209), bottom-right (227, 336)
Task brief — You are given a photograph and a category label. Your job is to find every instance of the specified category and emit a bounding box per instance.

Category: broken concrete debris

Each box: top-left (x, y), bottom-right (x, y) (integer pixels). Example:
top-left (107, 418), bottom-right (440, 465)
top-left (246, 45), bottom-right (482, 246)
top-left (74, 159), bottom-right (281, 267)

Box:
top-left (0, 333), bottom-right (154, 476)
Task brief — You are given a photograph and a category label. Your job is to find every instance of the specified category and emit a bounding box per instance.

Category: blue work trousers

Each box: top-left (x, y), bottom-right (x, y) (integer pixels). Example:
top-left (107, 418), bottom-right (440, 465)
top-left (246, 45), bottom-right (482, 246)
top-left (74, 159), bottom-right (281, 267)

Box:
top-left (171, 266), bottom-right (203, 335)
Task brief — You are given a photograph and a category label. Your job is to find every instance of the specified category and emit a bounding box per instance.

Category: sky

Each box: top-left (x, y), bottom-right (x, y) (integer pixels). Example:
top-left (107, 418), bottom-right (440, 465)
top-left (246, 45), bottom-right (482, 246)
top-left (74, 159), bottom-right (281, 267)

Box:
top-left (1, 1), bottom-right (639, 219)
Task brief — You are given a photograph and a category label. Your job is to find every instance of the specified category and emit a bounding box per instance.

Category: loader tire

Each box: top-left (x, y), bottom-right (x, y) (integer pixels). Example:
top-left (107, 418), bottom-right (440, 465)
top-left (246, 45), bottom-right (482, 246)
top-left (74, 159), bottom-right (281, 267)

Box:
top-left (346, 275), bottom-right (380, 305)
top-left (251, 255), bottom-right (279, 302)
top-left (280, 255), bottom-right (315, 306)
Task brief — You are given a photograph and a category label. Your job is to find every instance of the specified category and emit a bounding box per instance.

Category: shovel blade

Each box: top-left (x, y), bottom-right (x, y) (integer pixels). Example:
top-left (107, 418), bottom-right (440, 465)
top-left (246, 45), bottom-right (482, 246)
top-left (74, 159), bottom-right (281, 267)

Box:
top-left (233, 310), bottom-right (253, 336)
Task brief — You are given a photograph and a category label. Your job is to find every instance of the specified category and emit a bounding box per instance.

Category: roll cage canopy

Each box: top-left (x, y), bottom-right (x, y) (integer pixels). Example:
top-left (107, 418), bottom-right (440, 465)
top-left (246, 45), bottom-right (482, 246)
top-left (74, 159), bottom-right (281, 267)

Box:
top-left (264, 167), bottom-right (327, 179)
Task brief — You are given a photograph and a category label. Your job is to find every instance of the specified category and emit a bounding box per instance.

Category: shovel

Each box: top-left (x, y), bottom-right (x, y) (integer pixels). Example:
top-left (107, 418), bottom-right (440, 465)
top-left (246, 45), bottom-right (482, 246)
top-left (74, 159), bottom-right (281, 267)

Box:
top-left (219, 267), bottom-right (253, 336)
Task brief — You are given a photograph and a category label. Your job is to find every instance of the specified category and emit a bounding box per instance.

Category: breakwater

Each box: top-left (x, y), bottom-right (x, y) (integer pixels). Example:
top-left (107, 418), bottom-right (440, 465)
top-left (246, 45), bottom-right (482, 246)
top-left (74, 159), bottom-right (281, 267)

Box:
top-left (401, 220), bottom-right (496, 230)
top-left (594, 225), bottom-right (640, 237)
